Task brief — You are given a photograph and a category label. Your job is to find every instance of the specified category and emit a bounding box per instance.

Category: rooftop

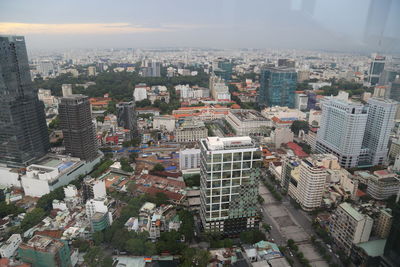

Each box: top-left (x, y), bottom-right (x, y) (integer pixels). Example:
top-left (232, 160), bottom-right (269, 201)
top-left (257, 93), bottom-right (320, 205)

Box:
top-left (340, 202), bottom-right (365, 221)
top-left (203, 136), bottom-right (256, 151)
top-left (357, 239), bottom-right (386, 257)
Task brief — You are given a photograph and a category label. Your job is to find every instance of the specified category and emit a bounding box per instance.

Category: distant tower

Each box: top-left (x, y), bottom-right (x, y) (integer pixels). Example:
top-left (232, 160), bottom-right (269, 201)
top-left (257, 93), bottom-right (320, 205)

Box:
top-left (58, 95), bottom-right (98, 161)
top-left (360, 98), bottom-right (397, 166)
top-left (259, 67), bottom-right (297, 108)
top-left (0, 35), bottom-right (49, 167)
top-left (316, 97), bottom-right (368, 168)
top-left (368, 54), bottom-right (386, 86)
top-left (116, 101), bottom-right (138, 139)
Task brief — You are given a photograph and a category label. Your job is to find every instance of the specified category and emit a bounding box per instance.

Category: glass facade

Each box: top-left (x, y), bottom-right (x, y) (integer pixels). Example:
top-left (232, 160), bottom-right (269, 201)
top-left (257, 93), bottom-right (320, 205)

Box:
top-left (0, 36), bottom-right (49, 167)
top-left (259, 67), bottom-right (297, 108)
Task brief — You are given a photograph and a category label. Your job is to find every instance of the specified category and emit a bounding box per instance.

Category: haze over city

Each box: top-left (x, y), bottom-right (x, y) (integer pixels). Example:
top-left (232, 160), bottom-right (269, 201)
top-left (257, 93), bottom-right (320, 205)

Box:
top-left (1, 0), bottom-right (399, 52)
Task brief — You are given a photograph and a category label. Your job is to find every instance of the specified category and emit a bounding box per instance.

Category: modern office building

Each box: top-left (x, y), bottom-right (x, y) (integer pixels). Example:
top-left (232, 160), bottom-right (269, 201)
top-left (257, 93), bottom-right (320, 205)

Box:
top-left (316, 97), bottom-right (368, 168)
top-left (360, 98), bottom-right (397, 166)
top-left (214, 59), bottom-right (233, 81)
top-left (259, 67), bottom-right (297, 108)
top-left (0, 35), bottom-right (49, 167)
top-left (368, 55), bottom-right (386, 86)
top-left (18, 235), bottom-right (72, 267)
top-left (330, 202), bottom-right (373, 255)
top-left (199, 136), bottom-right (262, 235)
top-left (58, 94), bottom-right (98, 161)
top-left (116, 101), bottom-right (138, 139)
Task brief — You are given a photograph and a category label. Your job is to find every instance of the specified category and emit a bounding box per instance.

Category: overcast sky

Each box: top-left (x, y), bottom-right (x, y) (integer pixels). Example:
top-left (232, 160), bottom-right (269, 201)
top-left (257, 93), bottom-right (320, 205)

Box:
top-left (0, 0), bottom-right (399, 53)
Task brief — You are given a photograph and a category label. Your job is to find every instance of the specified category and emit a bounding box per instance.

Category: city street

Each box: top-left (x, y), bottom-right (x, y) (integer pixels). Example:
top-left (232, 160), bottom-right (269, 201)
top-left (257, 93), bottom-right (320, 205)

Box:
top-left (259, 183), bottom-right (329, 267)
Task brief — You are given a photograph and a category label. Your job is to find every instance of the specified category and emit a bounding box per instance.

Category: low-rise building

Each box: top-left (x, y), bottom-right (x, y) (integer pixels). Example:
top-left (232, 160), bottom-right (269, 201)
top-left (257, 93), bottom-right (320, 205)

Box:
top-left (366, 170), bottom-right (400, 200)
top-left (153, 115), bottom-right (176, 132)
top-left (226, 109), bottom-right (271, 136)
top-left (20, 154), bottom-right (100, 197)
top-left (18, 235), bottom-right (72, 267)
top-left (174, 120), bottom-right (207, 143)
top-left (0, 234), bottom-right (22, 258)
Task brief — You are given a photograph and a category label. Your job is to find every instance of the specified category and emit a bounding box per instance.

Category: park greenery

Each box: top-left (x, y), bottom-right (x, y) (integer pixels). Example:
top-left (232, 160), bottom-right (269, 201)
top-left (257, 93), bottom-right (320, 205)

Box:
top-left (290, 120), bottom-right (309, 136)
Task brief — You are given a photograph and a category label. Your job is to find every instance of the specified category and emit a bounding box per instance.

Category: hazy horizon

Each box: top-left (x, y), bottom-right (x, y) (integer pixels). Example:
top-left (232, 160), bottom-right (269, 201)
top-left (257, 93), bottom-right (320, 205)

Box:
top-left (1, 0), bottom-right (399, 53)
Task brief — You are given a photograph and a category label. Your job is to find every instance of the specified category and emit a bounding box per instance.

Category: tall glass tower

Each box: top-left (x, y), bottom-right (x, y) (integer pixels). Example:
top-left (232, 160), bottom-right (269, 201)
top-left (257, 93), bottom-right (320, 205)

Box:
top-left (259, 67), bottom-right (297, 108)
top-left (199, 136), bottom-right (262, 235)
top-left (0, 35), bottom-right (49, 167)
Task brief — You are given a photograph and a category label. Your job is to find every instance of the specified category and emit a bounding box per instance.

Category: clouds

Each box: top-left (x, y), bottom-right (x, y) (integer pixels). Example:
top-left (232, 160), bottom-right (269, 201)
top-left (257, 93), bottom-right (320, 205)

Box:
top-left (0, 0), bottom-right (398, 52)
top-left (0, 22), bottom-right (212, 35)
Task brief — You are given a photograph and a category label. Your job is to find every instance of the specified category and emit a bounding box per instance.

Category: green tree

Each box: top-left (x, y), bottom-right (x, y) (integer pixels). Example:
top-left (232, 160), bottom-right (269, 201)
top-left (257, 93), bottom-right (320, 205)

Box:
top-left (154, 192), bottom-right (168, 206)
top-left (92, 231), bottom-right (104, 245)
top-left (83, 246), bottom-right (112, 267)
top-left (20, 208), bottom-right (46, 231)
top-left (125, 238), bottom-right (145, 255)
top-left (290, 120), bottom-right (309, 136)
top-left (152, 163), bottom-right (165, 172)
top-left (0, 202), bottom-right (24, 217)
top-left (180, 248), bottom-right (211, 267)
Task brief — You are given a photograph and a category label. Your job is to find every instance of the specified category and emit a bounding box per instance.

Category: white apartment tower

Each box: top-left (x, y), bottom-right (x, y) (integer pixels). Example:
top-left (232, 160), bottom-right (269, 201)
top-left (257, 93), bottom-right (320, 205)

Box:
top-left (360, 98), bottom-right (397, 166)
top-left (316, 97), bottom-right (368, 168)
top-left (199, 137), bottom-right (262, 235)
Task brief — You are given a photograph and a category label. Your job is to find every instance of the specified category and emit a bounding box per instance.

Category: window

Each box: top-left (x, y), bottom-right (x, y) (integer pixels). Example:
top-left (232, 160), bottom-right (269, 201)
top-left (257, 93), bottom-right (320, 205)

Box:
top-left (233, 152), bottom-right (242, 161)
top-left (223, 153), bottom-right (232, 162)
top-left (213, 154), bottom-right (222, 162)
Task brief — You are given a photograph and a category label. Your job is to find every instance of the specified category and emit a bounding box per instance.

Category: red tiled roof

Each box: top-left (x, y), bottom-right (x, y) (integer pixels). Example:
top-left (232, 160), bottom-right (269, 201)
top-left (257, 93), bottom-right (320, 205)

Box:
top-left (35, 230), bottom-right (63, 239)
top-left (136, 185), bottom-right (184, 202)
top-left (356, 190), bottom-right (366, 197)
top-left (286, 142), bottom-right (309, 157)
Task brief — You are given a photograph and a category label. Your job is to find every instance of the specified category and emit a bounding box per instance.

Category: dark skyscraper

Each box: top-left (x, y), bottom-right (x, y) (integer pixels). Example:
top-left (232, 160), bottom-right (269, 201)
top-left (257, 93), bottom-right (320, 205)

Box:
top-left (0, 35), bottom-right (49, 167)
top-left (368, 55), bottom-right (385, 85)
top-left (58, 95), bottom-right (98, 161)
top-left (116, 101), bottom-right (138, 139)
top-left (382, 205), bottom-right (400, 266)
top-left (259, 67), bottom-right (297, 108)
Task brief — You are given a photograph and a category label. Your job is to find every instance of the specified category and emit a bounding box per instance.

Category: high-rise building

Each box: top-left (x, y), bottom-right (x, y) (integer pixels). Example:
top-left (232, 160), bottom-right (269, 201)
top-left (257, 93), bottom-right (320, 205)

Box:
top-left (259, 67), bottom-right (297, 108)
top-left (58, 95), bottom-right (98, 161)
top-left (0, 35), bottom-right (49, 167)
top-left (368, 55), bottom-right (386, 86)
top-left (277, 58), bottom-right (295, 68)
top-left (199, 136), bottom-right (262, 235)
top-left (18, 235), bottom-right (72, 267)
top-left (360, 98), bottom-right (397, 166)
top-left (214, 59), bottom-right (233, 81)
top-left (331, 202), bottom-right (373, 255)
top-left (316, 97), bottom-right (368, 168)
top-left (116, 101), bottom-right (138, 139)
top-left (388, 77), bottom-right (400, 102)
top-left (288, 154), bottom-right (339, 211)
